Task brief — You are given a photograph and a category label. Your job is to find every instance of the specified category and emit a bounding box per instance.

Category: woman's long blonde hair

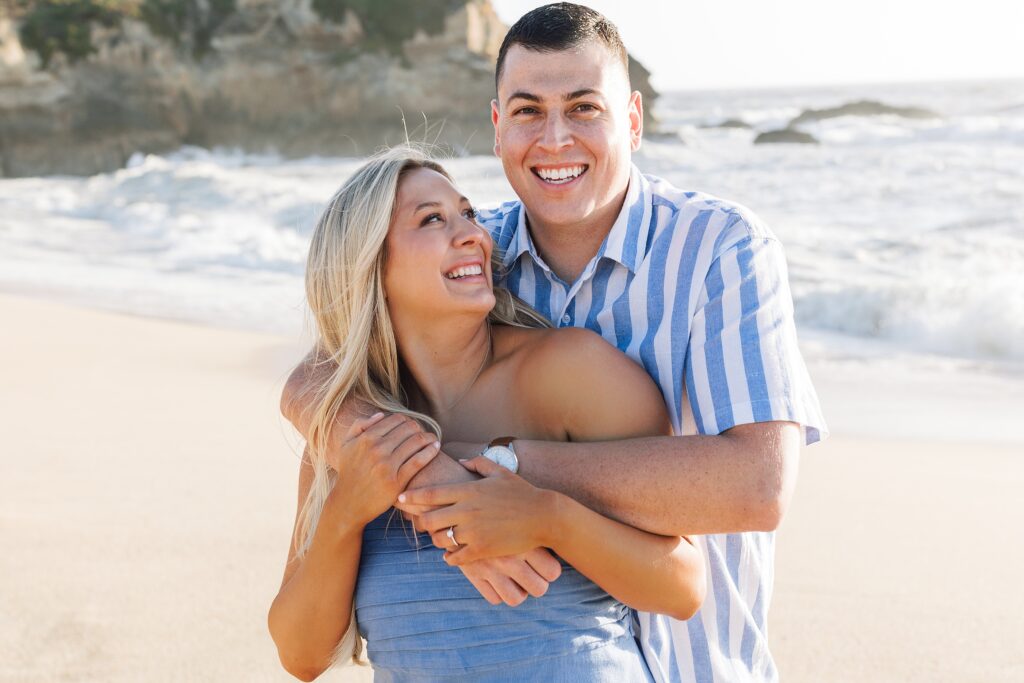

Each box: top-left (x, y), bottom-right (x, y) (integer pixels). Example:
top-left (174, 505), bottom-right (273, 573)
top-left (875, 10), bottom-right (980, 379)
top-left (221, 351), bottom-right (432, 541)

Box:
top-left (296, 146), bottom-right (549, 560)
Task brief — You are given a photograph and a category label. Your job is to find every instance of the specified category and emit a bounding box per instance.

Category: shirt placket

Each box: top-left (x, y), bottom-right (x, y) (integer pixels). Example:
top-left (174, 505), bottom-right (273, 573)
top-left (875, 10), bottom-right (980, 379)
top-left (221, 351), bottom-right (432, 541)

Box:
top-left (554, 257), bottom-right (604, 327)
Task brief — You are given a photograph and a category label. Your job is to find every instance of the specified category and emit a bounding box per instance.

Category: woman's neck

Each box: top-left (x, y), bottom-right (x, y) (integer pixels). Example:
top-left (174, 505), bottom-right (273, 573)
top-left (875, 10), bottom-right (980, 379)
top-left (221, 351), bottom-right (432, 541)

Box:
top-left (392, 313), bottom-right (492, 418)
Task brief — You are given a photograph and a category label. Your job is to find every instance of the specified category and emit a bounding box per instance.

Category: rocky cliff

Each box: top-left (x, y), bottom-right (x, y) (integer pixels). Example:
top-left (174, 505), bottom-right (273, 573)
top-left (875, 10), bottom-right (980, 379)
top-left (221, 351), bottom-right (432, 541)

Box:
top-left (0, 0), bottom-right (659, 177)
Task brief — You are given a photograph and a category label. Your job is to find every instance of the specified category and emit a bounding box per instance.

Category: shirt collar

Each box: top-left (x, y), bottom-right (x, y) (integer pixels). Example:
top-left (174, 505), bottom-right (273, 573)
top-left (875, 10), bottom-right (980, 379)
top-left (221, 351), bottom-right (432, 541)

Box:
top-left (501, 164), bottom-right (652, 276)
top-left (597, 164), bottom-right (652, 274)
top-left (500, 203), bottom-right (536, 270)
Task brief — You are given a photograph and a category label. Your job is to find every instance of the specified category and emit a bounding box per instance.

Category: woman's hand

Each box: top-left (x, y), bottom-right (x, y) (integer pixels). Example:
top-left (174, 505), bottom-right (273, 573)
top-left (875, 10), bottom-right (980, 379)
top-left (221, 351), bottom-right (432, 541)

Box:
top-left (396, 456), bottom-right (558, 564)
top-left (332, 412), bottom-right (441, 528)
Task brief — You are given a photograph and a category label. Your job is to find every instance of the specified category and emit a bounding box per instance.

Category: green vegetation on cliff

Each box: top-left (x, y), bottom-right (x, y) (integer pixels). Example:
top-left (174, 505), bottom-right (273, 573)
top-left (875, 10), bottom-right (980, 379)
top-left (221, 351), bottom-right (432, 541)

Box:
top-left (313, 0), bottom-right (469, 57)
top-left (139, 0), bottom-right (235, 58)
top-left (17, 0), bottom-right (124, 68)
top-left (16, 0), bottom-right (477, 69)
top-left (17, 0), bottom-right (235, 67)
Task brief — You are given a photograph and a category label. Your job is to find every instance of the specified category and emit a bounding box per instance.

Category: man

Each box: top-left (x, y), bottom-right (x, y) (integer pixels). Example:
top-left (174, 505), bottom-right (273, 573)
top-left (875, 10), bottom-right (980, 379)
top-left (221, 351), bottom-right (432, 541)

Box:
top-left (284, 4), bottom-right (826, 681)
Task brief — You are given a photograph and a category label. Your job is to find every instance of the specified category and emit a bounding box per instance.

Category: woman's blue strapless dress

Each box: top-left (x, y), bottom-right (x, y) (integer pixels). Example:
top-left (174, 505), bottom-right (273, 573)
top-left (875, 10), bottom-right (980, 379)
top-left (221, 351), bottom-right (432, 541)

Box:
top-left (355, 511), bottom-right (653, 682)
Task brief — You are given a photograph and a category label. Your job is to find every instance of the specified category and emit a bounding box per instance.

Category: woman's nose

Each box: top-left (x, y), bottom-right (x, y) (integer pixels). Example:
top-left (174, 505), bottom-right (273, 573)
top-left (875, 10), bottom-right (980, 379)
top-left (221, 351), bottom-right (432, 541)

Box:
top-left (453, 216), bottom-right (485, 246)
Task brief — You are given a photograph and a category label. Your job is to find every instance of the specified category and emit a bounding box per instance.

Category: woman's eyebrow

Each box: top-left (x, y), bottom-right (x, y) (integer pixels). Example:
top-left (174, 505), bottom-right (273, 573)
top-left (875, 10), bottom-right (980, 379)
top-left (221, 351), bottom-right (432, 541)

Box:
top-left (411, 197), bottom-right (468, 212)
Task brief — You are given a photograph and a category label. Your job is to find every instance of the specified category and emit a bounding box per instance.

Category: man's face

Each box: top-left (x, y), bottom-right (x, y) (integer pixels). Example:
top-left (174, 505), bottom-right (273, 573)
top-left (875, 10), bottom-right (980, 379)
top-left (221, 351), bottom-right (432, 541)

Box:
top-left (492, 42), bottom-right (642, 234)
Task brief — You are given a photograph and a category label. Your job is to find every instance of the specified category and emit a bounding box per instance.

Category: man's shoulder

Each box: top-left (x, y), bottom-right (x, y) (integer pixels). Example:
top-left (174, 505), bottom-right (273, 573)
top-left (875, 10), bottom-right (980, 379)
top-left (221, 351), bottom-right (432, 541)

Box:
top-left (476, 199), bottom-right (523, 252)
top-left (477, 200), bottom-right (522, 231)
top-left (643, 173), bottom-right (778, 254)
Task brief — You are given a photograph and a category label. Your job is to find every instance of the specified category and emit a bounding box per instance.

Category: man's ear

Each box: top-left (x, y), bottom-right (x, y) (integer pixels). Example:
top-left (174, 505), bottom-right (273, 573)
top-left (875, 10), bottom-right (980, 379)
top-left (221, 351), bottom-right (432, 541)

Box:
top-left (491, 99), bottom-right (501, 157)
top-left (628, 91), bottom-right (643, 152)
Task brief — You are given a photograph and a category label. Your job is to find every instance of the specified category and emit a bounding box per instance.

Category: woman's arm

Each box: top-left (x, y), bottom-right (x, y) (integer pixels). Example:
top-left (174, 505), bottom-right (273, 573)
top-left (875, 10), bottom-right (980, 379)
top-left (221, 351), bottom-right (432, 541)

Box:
top-left (268, 452), bottom-right (364, 681)
top-left (268, 415), bottom-right (441, 680)
top-left (541, 484), bottom-right (704, 620)
top-left (403, 329), bottom-right (706, 620)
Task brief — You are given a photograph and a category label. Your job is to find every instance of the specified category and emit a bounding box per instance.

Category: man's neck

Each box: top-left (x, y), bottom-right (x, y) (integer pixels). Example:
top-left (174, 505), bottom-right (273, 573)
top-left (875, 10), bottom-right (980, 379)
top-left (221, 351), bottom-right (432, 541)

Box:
top-left (526, 185), bottom-right (629, 285)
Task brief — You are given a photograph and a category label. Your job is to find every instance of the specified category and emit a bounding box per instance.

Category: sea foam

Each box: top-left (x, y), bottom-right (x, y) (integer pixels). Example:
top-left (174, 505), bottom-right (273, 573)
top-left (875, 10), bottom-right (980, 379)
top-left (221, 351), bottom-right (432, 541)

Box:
top-left (1, 80), bottom-right (1022, 367)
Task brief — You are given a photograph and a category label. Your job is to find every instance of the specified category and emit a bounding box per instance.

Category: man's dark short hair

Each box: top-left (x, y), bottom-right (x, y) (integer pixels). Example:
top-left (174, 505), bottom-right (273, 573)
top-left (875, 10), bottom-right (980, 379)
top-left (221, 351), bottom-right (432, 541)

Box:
top-left (495, 2), bottom-right (630, 91)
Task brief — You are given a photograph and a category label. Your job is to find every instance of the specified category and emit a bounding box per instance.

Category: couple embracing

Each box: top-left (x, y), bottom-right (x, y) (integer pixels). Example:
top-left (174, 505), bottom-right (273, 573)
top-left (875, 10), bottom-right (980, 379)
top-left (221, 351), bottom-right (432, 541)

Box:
top-left (268, 3), bottom-right (826, 682)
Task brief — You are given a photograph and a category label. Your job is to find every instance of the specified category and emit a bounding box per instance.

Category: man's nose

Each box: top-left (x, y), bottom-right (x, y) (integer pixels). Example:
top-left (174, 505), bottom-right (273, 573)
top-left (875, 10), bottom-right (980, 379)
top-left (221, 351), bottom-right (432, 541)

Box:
top-left (538, 113), bottom-right (573, 152)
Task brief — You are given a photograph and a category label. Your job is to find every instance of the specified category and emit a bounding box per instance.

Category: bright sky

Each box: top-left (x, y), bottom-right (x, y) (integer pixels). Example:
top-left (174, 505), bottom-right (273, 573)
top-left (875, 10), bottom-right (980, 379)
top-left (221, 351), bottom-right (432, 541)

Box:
top-left (492, 0), bottom-right (1024, 91)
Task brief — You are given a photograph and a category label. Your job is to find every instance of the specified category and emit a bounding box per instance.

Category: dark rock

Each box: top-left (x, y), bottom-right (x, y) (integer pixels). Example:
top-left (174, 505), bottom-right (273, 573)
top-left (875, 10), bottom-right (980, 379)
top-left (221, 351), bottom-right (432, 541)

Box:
top-left (643, 129), bottom-right (684, 144)
top-left (788, 99), bottom-right (939, 127)
top-left (700, 118), bottom-right (752, 129)
top-left (628, 56), bottom-right (659, 133)
top-left (753, 128), bottom-right (819, 145)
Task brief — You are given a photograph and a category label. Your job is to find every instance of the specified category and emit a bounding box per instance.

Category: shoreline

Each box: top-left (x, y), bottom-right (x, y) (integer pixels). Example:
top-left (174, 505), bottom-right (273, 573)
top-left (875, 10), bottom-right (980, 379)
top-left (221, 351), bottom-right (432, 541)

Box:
top-left (7, 285), bottom-right (1023, 446)
top-left (2, 292), bottom-right (1022, 682)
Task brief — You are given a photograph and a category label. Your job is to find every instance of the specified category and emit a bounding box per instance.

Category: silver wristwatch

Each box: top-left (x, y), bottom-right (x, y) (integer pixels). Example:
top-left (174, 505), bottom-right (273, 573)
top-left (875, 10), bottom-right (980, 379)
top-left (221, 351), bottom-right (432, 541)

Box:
top-left (480, 436), bottom-right (519, 474)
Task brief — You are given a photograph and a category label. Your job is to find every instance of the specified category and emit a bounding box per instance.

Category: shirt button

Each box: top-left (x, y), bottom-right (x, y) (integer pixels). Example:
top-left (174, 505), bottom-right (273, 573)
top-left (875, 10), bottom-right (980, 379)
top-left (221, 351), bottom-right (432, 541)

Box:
top-left (561, 315), bottom-right (571, 324)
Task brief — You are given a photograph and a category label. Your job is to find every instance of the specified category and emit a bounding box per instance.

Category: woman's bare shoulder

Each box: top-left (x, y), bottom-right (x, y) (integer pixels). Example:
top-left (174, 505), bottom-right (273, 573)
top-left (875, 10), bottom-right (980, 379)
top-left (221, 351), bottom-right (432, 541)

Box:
top-left (508, 326), bottom-right (671, 441)
top-left (494, 325), bottom-right (609, 372)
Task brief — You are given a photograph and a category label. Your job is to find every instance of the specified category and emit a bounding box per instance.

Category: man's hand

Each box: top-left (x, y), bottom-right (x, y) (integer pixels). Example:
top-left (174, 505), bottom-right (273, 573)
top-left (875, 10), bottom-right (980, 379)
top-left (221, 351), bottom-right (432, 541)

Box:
top-left (398, 452), bottom-right (562, 606)
top-left (398, 457), bottom-right (556, 565)
top-left (457, 551), bottom-right (563, 606)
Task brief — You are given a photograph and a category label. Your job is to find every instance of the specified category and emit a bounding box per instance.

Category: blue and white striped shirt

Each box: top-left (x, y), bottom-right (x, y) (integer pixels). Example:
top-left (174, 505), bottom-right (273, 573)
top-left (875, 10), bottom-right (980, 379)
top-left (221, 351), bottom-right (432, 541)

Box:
top-left (478, 164), bottom-right (827, 683)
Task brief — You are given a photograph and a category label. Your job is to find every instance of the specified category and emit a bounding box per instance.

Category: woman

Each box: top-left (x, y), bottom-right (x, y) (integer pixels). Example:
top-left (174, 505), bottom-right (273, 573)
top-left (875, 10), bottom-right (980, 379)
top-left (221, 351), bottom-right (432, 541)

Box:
top-left (268, 147), bottom-right (705, 681)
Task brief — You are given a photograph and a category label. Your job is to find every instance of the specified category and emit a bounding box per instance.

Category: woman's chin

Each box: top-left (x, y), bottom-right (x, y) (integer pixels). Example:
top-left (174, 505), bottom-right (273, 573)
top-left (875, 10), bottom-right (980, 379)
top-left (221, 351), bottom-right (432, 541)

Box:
top-left (442, 276), bottom-right (494, 302)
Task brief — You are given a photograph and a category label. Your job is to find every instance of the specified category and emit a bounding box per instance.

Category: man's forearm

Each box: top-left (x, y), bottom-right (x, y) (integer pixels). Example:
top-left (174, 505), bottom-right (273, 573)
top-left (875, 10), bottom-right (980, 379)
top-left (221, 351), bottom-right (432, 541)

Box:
top-left (514, 422), bottom-right (801, 537)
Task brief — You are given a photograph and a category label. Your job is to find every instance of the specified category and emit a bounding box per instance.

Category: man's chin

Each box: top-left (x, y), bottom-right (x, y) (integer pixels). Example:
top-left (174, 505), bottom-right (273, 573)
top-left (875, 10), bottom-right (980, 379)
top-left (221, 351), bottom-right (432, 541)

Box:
top-left (527, 209), bottom-right (590, 231)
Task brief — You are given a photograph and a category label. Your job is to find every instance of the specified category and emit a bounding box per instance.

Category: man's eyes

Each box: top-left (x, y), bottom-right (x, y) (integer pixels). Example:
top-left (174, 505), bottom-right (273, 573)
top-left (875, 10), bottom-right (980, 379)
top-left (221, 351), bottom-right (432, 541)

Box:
top-left (512, 104), bottom-right (598, 116)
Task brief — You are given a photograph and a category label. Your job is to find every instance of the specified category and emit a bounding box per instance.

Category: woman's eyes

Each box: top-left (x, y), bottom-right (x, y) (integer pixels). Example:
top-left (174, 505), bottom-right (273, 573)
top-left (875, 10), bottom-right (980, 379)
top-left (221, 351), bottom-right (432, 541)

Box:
top-left (418, 207), bottom-right (477, 227)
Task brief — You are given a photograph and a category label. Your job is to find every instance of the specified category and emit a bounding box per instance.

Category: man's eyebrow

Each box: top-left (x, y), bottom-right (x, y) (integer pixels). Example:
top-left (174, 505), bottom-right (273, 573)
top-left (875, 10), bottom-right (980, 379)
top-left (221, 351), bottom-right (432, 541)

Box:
top-left (505, 89), bottom-right (601, 107)
top-left (505, 91), bottom-right (541, 106)
top-left (566, 88), bottom-right (599, 100)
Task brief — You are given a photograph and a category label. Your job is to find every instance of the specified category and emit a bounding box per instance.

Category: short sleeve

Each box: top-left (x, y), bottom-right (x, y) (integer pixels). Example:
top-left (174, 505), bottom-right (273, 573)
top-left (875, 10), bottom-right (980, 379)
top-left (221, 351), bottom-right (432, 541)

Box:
top-left (684, 236), bottom-right (828, 444)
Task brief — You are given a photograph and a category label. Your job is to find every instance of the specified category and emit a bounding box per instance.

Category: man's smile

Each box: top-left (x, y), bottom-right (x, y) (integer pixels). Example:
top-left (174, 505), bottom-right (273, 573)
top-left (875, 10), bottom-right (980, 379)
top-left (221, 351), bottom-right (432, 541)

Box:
top-left (531, 164), bottom-right (589, 186)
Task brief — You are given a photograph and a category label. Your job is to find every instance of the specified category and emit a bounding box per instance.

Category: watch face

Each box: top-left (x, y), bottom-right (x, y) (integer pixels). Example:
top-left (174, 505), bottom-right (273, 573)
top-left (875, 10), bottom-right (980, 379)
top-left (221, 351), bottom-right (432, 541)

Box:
top-left (485, 445), bottom-right (517, 472)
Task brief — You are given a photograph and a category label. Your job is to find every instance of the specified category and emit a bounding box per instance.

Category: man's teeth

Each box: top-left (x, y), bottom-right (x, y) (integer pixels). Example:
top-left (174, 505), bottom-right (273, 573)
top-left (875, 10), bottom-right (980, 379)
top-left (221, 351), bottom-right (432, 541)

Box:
top-left (445, 264), bottom-right (483, 279)
top-left (535, 165), bottom-right (585, 183)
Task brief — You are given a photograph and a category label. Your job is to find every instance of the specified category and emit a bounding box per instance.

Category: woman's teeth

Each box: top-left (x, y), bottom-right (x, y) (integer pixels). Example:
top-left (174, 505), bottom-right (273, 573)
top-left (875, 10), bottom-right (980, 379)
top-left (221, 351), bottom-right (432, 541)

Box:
top-left (445, 264), bottom-right (483, 279)
top-left (535, 165), bottom-right (586, 184)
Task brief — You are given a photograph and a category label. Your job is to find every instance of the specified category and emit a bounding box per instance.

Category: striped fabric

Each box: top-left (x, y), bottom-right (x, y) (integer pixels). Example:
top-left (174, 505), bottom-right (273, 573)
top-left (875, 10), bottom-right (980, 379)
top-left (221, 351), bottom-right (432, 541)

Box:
top-left (477, 165), bottom-right (827, 683)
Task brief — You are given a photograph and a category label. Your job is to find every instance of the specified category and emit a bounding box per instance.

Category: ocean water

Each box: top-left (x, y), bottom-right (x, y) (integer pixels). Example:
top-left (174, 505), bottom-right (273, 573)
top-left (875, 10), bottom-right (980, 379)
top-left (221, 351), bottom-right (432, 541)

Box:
top-left (1, 79), bottom-right (1022, 375)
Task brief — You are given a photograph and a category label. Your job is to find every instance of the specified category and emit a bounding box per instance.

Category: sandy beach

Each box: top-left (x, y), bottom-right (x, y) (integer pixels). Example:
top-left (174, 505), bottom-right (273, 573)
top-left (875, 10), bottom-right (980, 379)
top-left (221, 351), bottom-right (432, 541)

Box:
top-left (1, 292), bottom-right (1021, 682)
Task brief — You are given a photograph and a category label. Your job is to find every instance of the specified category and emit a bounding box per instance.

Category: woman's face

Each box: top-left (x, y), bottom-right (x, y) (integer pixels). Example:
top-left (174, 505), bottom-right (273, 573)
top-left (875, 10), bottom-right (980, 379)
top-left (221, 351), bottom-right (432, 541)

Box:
top-left (383, 167), bottom-right (495, 323)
